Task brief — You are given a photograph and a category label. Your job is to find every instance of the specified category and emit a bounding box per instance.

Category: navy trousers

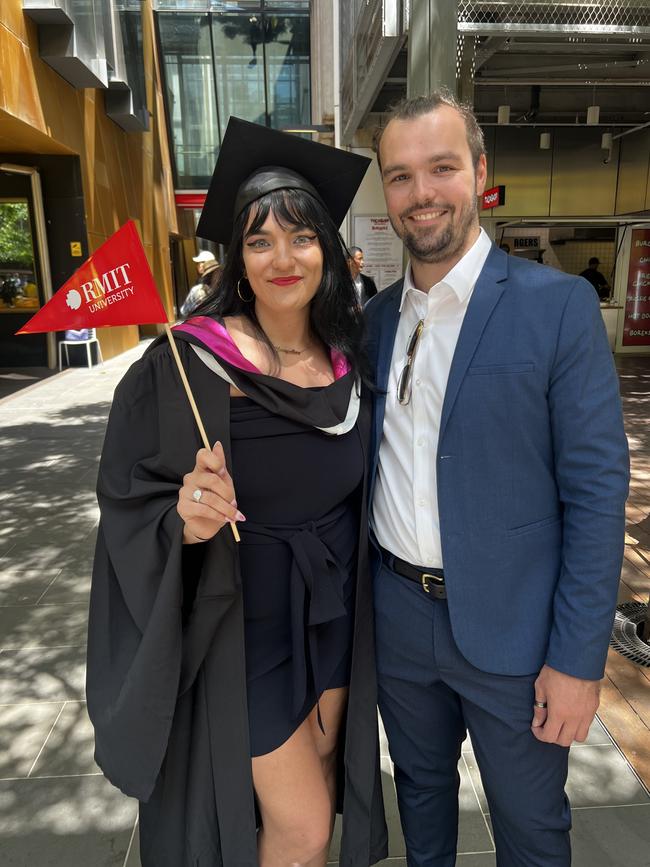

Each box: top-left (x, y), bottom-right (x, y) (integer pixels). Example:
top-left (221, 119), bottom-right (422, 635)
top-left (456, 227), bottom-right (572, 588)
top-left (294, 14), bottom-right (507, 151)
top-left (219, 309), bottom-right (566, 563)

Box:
top-left (375, 562), bottom-right (572, 867)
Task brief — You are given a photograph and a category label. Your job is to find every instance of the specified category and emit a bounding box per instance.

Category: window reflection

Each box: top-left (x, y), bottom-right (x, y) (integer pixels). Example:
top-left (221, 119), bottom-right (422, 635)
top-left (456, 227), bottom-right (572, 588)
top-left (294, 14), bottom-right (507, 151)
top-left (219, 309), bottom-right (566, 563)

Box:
top-left (265, 15), bottom-right (310, 128)
top-left (158, 14), bottom-right (220, 188)
top-left (157, 7), bottom-right (311, 190)
top-left (0, 201), bottom-right (40, 313)
top-left (212, 14), bottom-right (267, 125)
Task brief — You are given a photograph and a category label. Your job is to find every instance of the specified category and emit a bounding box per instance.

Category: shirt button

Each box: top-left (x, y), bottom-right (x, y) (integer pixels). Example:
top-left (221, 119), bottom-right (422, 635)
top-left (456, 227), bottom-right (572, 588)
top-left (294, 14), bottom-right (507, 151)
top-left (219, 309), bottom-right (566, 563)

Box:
top-left (418, 498), bottom-right (427, 507)
top-left (415, 379), bottom-right (421, 386)
top-left (417, 437), bottom-right (425, 446)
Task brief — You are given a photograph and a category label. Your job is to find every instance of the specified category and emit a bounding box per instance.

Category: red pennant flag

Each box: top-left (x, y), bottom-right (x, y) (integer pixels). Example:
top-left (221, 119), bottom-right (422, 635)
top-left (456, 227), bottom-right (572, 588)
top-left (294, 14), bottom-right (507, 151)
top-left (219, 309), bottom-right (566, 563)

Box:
top-left (16, 221), bottom-right (168, 334)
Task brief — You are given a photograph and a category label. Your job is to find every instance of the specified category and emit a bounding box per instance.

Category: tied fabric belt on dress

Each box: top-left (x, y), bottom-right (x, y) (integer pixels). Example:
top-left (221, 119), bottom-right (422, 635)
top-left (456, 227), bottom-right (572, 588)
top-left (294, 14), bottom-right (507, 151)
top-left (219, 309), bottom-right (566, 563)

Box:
top-left (380, 547), bottom-right (447, 600)
top-left (240, 502), bottom-right (351, 732)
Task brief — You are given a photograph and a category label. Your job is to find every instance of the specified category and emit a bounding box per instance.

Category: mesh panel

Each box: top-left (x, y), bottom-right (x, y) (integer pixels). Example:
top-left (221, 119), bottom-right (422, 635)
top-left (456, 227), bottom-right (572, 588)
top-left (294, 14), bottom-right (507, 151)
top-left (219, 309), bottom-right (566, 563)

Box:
top-left (457, 1), bottom-right (650, 33)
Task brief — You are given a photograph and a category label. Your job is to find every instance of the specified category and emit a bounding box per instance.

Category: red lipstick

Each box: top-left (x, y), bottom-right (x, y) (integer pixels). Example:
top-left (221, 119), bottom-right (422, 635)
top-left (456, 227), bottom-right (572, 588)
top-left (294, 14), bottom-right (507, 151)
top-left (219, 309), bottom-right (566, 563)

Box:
top-left (270, 276), bottom-right (302, 286)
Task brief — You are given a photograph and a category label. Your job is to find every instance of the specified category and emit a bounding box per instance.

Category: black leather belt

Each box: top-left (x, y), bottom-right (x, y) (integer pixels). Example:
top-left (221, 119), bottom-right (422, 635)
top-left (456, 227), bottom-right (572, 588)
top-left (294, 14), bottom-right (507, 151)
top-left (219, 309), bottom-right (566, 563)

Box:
top-left (380, 548), bottom-right (447, 599)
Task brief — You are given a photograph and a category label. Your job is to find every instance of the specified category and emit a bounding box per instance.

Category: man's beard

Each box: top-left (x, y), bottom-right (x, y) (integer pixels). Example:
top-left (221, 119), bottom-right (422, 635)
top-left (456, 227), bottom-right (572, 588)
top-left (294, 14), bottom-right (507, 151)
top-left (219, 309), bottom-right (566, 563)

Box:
top-left (392, 195), bottom-right (478, 265)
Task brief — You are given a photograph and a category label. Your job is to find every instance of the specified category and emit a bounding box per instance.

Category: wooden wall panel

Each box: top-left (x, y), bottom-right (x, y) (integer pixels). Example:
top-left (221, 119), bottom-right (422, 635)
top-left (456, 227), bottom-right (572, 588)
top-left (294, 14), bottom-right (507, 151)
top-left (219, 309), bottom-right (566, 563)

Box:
top-left (0, 0), bottom-right (179, 361)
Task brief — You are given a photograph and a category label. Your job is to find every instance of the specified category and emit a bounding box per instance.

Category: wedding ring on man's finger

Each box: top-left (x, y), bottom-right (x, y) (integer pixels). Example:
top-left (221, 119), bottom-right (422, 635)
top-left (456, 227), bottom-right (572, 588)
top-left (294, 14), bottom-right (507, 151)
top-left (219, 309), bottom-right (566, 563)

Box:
top-left (192, 488), bottom-right (203, 503)
top-left (534, 700), bottom-right (548, 709)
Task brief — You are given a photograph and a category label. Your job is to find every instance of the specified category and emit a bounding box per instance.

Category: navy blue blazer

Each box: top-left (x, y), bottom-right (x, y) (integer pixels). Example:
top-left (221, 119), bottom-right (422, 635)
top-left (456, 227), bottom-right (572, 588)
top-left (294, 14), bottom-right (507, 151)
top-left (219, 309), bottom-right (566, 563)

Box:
top-left (365, 245), bottom-right (629, 681)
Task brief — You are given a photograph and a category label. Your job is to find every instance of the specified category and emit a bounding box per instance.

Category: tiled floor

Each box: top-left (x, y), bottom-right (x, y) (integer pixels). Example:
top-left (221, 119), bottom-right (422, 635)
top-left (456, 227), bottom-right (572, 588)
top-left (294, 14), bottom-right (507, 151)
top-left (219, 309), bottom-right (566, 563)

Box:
top-left (0, 345), bottom-right (649, 866)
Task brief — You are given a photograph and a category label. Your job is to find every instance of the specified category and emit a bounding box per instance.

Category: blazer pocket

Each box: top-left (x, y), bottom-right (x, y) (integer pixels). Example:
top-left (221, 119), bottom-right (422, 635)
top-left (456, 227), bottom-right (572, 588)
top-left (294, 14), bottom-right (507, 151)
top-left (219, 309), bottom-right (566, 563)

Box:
top-left (467, 362), bottom-right (535, 376)
top-left (507, 514), bottom-right (561, 537)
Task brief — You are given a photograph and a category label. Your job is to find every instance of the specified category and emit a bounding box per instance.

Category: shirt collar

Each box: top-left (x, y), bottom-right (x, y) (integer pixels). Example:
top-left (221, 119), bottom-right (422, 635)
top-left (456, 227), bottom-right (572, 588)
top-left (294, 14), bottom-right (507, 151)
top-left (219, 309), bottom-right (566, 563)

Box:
top-left (399, 228), bottom-right (492, 312)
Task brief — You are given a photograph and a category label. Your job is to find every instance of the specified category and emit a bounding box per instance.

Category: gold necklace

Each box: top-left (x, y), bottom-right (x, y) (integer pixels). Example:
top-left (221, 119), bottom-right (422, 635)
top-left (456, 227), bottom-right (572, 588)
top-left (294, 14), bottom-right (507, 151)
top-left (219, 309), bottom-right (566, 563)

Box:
top-left (273, 345), bottom-right (308, 355)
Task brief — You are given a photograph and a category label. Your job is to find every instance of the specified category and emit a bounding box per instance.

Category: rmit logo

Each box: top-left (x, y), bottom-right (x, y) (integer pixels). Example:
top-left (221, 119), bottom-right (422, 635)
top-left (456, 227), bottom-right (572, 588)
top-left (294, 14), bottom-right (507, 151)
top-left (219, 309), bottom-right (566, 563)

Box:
top-left (81, 264), bottom-right (132, 303)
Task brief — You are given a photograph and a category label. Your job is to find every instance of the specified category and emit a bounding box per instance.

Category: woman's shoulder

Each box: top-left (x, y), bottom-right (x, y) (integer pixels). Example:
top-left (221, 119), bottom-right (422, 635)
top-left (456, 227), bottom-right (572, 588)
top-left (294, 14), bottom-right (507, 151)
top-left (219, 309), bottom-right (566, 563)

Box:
top-left (113, 336), bottom-right (192, 408)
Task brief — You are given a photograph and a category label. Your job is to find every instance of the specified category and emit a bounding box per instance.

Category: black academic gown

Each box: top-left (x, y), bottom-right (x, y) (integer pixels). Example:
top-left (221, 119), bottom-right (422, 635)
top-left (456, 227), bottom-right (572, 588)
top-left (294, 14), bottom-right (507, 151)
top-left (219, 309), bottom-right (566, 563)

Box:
top-left (86, 335), bottom-right (388, 867)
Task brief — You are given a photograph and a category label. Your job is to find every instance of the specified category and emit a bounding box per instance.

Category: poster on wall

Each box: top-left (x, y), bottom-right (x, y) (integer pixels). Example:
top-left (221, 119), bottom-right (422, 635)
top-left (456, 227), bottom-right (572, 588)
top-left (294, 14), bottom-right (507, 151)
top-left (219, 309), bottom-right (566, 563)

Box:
top-left (352, 216), bottom-right (403, 291)
top-left (622, 228), bottom-right (650, 346)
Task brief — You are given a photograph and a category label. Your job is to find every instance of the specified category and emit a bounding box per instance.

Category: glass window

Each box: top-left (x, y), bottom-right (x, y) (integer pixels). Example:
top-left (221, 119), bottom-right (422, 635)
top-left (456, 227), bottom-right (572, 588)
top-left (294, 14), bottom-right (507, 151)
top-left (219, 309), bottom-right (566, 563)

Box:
top-left (263, 1), bottom-right (310, 9)
top-left (264, 14), bottom-right (310, 129)
top-left (212, 13), bottom-right (267, 126)
top-left (68, 0), bottom-right (106, 60)
top-left (0, 201), bottom-right (41, 313)
top-left (158, 13), bottom-right (220, 188)
top-left (118, 9), bottom-right (148, 123)
top-left (158, 5), bottom-right (310, 189)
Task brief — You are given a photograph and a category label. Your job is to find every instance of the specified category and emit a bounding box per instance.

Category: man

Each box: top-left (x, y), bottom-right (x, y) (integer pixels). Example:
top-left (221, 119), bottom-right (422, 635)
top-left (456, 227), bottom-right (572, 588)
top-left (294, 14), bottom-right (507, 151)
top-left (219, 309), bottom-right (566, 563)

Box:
top-left (365, 92), bottom-right (629, 866)
top-left (348, 246), bottom-right (378, 305)
top-left (580, 256), bottom-right (610, 301)
top-left (181, 250), bottom-right (220, 317)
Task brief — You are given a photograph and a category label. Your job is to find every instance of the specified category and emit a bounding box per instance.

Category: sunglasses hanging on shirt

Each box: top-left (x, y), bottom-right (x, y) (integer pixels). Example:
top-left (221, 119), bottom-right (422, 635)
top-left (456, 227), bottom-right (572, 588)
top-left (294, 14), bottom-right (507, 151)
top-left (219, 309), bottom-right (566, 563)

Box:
top-left (397, 319), bottom-right (424, 406)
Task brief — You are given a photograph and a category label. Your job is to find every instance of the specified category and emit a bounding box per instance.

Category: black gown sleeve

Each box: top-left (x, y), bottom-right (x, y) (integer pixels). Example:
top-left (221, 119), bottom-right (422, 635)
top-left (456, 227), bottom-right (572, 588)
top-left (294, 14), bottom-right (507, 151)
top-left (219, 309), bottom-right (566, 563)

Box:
top-left (86, 341), bottom-right (235, 802)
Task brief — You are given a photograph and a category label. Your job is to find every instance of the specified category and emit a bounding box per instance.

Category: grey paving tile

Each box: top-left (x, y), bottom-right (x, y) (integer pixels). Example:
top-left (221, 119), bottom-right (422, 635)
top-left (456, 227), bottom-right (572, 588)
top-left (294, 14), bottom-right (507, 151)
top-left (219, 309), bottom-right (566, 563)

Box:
top-left (362, 757), bottom-right (493, 860)
top-left (0, 603), bottom-right (88, 650)
top-left (0, 569), bottom-right (62, 606)
top-left (458, 759), bottom-right (494, 855)
top-left (0, 775), bottom-right (137, 866)
top-left (0, 703), bottom-right (64, 779)
top-left (463, 727), bottom-right (647, 814)
top-left (30, 701), bottom-right (99, 778)
top-left (124, 822), bottom-right (141, 867)
top-left (582, 715), bottom-right (617, 747)
top-left (38, 570), bottom-right (92, 606)
top-left (374, 857), bottom-right (497, 866)
top-left (456, 856), bottom-right (497, 865)
top-left (0, 540), bottom-right (95, 575)
top-left (0, 645), bottom-right (86, 703)
top-left (571, 804), bottom-right (650, 867)
top-left (567, 745), bottom-right (650, 808)
top-left (379, 712), bottom-right (390, 758)
top-left (381, 760), bottom-right (405, 858)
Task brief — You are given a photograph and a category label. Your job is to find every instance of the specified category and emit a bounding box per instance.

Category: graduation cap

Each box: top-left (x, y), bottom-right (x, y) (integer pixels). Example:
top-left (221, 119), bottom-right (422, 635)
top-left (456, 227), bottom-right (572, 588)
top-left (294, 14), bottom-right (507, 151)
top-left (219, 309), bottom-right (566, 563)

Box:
top-left (196, 118), bottom-right (371, 244)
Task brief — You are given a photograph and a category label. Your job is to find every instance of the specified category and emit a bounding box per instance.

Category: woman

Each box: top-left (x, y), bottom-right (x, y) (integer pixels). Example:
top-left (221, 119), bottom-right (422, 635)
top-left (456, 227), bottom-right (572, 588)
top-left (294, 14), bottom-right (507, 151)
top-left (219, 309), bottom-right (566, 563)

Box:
top-left (87, 119), bottom-right (388, 867)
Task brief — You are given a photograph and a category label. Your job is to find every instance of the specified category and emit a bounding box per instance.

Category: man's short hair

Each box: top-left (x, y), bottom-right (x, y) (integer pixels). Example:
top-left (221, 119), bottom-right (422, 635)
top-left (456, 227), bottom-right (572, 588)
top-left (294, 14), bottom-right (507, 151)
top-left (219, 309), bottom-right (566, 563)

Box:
top-left (589, 257), bottom-right (600, 267)
top-left (349, 246), bottom-right (363, 257)
top-left (372, 90), bottom-right (486, 172)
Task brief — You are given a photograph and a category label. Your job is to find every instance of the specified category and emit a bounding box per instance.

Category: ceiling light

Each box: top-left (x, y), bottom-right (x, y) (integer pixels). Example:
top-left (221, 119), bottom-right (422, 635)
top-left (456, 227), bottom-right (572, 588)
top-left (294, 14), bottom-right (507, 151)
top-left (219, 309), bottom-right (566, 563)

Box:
top-left (540, 132), bottom-right (551, 150)
top-left (587, 105), bottom-right (600, 125)
top-left (497, 105), bottom-right (510, 125)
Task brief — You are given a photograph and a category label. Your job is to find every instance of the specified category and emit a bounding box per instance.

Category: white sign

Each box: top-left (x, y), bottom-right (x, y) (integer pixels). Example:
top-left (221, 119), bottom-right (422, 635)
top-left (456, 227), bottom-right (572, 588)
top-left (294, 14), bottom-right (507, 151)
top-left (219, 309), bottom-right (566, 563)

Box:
top-left (353, 216), bottom-right (403, 291)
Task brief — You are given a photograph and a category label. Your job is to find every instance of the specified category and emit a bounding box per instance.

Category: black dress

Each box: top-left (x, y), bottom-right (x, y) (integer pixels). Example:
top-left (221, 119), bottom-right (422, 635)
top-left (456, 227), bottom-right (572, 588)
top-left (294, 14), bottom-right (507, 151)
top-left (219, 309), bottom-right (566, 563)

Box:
top-left (231, 396), bottom-right (363, 756)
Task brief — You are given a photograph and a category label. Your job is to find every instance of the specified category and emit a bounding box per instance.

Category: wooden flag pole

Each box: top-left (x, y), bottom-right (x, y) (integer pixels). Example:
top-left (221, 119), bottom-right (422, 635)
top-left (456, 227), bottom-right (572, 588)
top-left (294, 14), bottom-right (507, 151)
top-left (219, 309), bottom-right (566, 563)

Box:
top-left (165, 323), bottom-right (240, 543)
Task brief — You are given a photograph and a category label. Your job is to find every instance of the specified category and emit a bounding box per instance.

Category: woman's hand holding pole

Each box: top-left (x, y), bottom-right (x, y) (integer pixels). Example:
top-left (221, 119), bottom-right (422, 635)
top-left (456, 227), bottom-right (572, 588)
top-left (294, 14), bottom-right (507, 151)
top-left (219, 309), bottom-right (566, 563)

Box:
top-left (177, 441), bottom-right (246, 544)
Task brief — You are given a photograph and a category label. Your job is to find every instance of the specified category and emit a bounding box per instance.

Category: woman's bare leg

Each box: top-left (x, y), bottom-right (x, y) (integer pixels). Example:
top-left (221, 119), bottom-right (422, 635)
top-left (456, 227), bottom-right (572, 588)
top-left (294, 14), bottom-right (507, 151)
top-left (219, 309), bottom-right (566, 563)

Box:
top-left (252, 687), bottom-right (349, 867)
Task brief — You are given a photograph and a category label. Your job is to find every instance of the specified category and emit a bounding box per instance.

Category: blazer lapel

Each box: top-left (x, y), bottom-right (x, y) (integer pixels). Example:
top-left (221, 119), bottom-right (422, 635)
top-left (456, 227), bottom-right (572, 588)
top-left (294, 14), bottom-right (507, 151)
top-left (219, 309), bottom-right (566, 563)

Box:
top-left (439, 247), bottom-right (508, 443)
top-left (373, 282), bottom-right (402, 450)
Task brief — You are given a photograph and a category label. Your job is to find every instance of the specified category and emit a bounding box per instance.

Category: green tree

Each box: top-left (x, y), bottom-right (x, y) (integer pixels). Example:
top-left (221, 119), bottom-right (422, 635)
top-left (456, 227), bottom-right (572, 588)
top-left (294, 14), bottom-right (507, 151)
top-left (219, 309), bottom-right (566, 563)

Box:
top-left (0, 203), bottom-right (34, 267)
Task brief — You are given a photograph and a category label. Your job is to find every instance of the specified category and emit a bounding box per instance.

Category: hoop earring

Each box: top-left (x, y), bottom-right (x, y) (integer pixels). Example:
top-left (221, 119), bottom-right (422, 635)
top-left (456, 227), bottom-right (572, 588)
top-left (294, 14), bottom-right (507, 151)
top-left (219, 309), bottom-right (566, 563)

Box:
top-left (237, 277), bottom-right (254, 303)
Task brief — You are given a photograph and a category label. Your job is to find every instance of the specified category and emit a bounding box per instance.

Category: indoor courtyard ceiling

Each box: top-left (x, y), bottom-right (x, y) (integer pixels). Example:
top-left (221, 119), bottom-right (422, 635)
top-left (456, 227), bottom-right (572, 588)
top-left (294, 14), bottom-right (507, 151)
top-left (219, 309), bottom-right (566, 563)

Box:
top-left (369, 34), bottom-right (650, 131)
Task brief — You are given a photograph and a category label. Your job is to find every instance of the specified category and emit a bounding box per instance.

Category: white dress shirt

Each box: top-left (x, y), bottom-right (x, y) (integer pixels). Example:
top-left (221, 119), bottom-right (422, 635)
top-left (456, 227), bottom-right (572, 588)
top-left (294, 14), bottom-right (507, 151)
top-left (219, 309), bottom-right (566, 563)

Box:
top-left (371, 228), bottom-right (493, 567)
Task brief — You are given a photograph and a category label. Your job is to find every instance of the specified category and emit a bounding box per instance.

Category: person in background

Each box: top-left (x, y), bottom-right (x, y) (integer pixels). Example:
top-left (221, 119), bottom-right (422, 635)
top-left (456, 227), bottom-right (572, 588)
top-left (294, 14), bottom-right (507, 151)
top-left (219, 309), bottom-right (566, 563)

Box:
top-left (180, 250), bottom-right (221, 317)
top-left (580, 257), bottom-right (611, 301)
top-left (348, 246), bottom-right (378, 306)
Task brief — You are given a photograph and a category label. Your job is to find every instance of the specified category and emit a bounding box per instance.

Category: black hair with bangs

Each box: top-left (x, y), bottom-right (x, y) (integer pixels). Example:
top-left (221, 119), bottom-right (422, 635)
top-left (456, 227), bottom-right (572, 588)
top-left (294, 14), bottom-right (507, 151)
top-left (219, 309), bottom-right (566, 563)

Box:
top-left (194, 187), bottom-right (372, 384)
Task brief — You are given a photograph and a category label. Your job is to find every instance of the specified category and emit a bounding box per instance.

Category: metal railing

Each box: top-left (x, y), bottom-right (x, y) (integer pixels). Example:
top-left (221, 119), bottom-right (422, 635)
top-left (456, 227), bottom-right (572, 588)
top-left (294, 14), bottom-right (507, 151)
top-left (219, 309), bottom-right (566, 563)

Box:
top-left (457, 0), bottom-right (650, 35)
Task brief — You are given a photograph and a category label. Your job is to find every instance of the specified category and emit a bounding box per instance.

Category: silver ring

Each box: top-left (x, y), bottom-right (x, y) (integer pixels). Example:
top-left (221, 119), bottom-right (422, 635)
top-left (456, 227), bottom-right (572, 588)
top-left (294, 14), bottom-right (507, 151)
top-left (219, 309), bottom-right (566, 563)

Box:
top-left (534, 700), bottom-right (548, 709)
top-left (192, 488), bottom-right (203, 503)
